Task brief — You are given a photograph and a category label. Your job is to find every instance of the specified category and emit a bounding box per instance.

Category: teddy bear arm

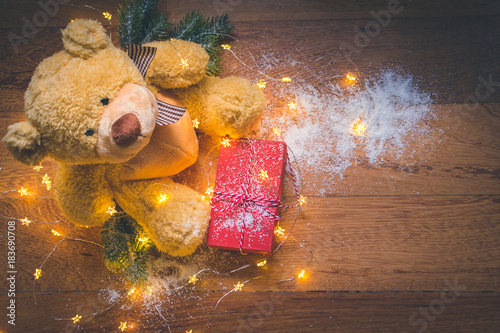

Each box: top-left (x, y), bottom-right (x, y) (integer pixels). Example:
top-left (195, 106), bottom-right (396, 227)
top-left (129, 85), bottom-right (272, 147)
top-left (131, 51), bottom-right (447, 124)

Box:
top-left (173, 76), bottom-right (266, 138)
top-left (55, 164), bottom-right (115, 226)
top-left (145, 39), bottom-right (209, 90)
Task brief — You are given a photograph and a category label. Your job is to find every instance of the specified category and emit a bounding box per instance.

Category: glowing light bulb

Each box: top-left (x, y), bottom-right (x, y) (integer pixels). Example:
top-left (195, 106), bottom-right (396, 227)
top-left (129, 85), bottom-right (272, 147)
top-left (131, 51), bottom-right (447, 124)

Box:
top-left (221, 138), bottom-right (231, 147)
top-left (106, 205), bottom-right (117, 216)
top-left (103, 12), bottom-right (112, 20)
top-left (18, 187), bottom-right (29, 196)
top-left (345, 73), bottom-right (357, 85)
top-left (70, 19), bottom-right (75, 23)
top-left (281, 77), bottom-right (292, 82)
top-left (297, 269), bottom-right (306, 279)
top-left (72, 314), bottom-right (82, 324)
top-left (21, 218), bottom-right (31, 226)
top-left (274, 226), bottom-right (285, 237)
top-left (181, 58), bottom-right (189, 69)
top-left (257, 259), bottom-right (267, 267)
top-left (273, 127), bottom-right (281, 136)
top-left (51, 229), bottom-right (61, 237)
top-left (33, 165), bottom-right (43, 172)
top-left (259, 170), bottom-right (269, 180)
top-left (234, 281), bottom-right (244, 291)
top-left (42, 174), bottom-right (51, 190)
top-left (287, 101), bottom-right (297, 109)
top-left (186, 330), bottom-right (193, 333)
top-left (257, 80), bottom-right (266, 89)
top-left (299, 195), bottom-right (307, 206)
top-left (137, 237), bottom-right (149, 246)
top-left (192, 118), bottom-right (200, 128)
top-left (147, 286), bottom-right (153, 296)
top-left (205, 186), bottom-right (214, 196)
top-left (157, 193), bottom-right (170, 204)
top-left (201, 187), bottom-right (214, 201)
top-left (221, 44), bottom-right (231, 50)
top-left (34, 268), bottom-right (42, 279)
top-left (189, 275), bottom-right (199, 285)
top-left (350, 118), bottom-right (367, 136)
top-left (127, 288), bottom-right (135, 296)
top-left (119, 321), bottom-right (128, 331)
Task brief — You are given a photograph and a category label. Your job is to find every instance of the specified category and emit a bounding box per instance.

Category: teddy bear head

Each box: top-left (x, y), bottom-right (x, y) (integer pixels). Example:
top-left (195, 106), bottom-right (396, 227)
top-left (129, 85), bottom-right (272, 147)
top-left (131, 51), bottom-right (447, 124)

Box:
top-left (3, 19), bottom-right (158, 166)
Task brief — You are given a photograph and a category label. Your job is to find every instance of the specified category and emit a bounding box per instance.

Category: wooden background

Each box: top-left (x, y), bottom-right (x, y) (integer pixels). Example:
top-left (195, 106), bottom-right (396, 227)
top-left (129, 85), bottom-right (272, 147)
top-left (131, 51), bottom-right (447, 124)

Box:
top-left (1, 0), bottom-right (500, 332)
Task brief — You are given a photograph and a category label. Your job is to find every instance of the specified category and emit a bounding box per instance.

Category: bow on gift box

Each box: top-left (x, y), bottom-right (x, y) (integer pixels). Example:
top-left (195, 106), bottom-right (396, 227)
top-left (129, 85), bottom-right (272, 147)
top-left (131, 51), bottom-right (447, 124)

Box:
top-left (209, 138), bottom-right (301, 252)
top-left (127, 44), bottom-right (186, 126)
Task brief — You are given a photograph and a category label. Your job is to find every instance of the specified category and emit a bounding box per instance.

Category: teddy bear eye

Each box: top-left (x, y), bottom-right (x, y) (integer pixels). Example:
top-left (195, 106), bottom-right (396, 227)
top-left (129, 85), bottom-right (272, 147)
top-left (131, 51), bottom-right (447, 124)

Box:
top-left (100, 98), bottom-right (109, 106)
top-left (84, 129), bottom-right (95, 136)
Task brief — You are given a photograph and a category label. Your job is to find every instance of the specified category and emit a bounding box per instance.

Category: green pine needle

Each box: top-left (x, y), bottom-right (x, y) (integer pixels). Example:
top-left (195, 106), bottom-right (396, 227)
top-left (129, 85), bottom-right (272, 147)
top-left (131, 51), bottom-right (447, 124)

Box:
top-left (101, 207), bottom-right (157, 286)
top-left (117, 1), bottom-right (234, 75)
top-left (117, 0), bottom-right (171, 49)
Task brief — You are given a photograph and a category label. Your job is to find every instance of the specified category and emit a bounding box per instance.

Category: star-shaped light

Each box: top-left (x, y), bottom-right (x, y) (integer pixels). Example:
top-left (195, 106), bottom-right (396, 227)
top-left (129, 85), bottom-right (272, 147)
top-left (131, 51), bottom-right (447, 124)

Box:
top-left (72, 314), bottom-right (82, 324)
top-left (221, 138), bottom-right (231, 147)
top-left (234, 282), bottom-right (244, 291)
top-left (33, 165), bottom-right (43, 172)
top-left (181, 58), bottom-right (189, 69)
top-left (106, 205), bottom-right (117, 216)
top-left (259, 170), bottom-right (269, 180)
top-left (281, 77), bottom-right (292, 82)
top-left (345, 73), bottom-right (357, 85)
top-left (157, 193), bottom-right (171, 204)
top-left (287, 101), bottom-right (297, 109)
top-left (192, 118), bottom-right (200, 128)
top-left (221, 44), bottom-right (231, 50)
top-left (18, 187), bottom-right (29, 196)
top-left (189, 275), bottom-right (199, 285)
top-left (119, 321), bottom-right (127, 331)
top-left (274, 226), bottom-right (285, 237)
top-left (21, 217), bottom-right (31, 226)
top-left (103, 12), bottom-right (112, 20)
top-left (34, 268), bottom-right (42, 279)
top-left (350, 118), bottom-right (367, 136)
top-left (42, 174), bottom-right (51, 190)
top-left (257, 80), bottom-right (266, 89)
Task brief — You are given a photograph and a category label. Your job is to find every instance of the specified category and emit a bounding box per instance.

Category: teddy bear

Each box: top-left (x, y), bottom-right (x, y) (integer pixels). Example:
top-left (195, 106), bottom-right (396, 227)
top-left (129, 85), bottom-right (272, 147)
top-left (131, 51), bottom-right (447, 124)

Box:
top-left (2, 19), bottom-right (265, 256)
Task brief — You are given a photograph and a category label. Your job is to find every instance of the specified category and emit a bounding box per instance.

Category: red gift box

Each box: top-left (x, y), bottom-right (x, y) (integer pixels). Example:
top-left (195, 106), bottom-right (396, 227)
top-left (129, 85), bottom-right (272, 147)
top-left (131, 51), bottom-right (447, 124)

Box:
top-left (206, 137), bottom-right (288, 255)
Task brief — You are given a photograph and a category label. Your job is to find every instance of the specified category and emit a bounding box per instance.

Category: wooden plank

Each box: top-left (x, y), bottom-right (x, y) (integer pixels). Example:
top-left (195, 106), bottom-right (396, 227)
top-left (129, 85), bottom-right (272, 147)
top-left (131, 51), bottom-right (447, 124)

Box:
top-left (1, 0), bottom-right (500, 29)
top-left (1, 16), bottom-right (499, 113)
top-left (218, 18), bottom-right (500, 105)
top-left (3, 291), bottom-right (499, 332)
top-left (2, 103), bottom-right (499, 197)
top-left (2, 195), bottom-right (499, 292)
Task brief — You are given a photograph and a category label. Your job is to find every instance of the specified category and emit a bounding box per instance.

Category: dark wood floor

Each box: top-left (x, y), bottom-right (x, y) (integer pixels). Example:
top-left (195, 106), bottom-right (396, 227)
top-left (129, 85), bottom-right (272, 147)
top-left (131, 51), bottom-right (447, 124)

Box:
top-left (1, 1), bottom-right (500, 332)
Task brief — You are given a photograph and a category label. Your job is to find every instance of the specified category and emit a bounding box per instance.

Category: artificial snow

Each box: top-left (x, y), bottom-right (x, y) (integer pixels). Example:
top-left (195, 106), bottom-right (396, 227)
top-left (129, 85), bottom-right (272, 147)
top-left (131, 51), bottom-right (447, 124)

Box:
top-left (258, 70), bottom-right (435, 193)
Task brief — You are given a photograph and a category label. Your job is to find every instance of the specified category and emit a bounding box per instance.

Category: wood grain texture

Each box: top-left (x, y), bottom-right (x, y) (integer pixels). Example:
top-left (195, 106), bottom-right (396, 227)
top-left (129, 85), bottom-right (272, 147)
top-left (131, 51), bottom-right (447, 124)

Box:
top-left (1, 194), bottom-right (499, 293)
top-left (1, 0), bottom-right (500, 29)
top-left (0, 1), bottom-right (499, 332)
top-left (1, 15), bottom-right (499, 112)
top-left (2, 291), bottom-right (499, 332)
top-left (2, 103), bottom-right (499, 197)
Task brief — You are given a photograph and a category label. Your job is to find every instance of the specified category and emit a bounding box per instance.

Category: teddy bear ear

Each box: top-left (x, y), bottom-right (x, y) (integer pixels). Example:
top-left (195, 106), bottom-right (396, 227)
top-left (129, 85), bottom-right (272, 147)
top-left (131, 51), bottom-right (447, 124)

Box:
top-left (61, 19), bottom-right (112, 59)
top-left (2, 122), bottom-right (47, 166)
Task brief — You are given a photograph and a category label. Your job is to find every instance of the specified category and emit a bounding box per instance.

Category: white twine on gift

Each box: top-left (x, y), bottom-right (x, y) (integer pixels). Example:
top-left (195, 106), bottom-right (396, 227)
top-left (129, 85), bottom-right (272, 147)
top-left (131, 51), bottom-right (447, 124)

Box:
top-left (210, 138), bottom-right (301, 253)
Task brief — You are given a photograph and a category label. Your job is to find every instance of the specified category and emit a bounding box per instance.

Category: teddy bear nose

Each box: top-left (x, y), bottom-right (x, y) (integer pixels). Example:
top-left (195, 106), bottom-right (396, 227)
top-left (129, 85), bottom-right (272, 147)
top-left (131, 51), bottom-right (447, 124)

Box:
top-left (111, 113), bottom-right (142, 147)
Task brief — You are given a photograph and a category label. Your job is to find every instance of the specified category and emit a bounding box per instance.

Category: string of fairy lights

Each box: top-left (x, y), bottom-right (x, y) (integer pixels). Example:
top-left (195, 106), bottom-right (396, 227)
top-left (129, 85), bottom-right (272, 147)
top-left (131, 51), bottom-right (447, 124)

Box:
top-left (0, 6), bottom-right (369, 332)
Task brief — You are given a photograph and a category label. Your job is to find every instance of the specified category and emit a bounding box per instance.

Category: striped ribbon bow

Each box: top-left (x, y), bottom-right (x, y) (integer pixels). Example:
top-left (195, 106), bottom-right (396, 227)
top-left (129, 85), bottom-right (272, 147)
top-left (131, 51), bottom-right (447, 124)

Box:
top-left (210, 138), bottom-right (301, 252)
top-left (127, 44), bottom-right (186, 126)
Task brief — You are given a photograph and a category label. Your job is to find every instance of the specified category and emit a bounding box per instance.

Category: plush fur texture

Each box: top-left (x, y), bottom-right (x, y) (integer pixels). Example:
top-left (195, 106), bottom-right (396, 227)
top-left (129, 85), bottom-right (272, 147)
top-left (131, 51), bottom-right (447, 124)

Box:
top-left (2, 19), bottom-right (264, 256)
